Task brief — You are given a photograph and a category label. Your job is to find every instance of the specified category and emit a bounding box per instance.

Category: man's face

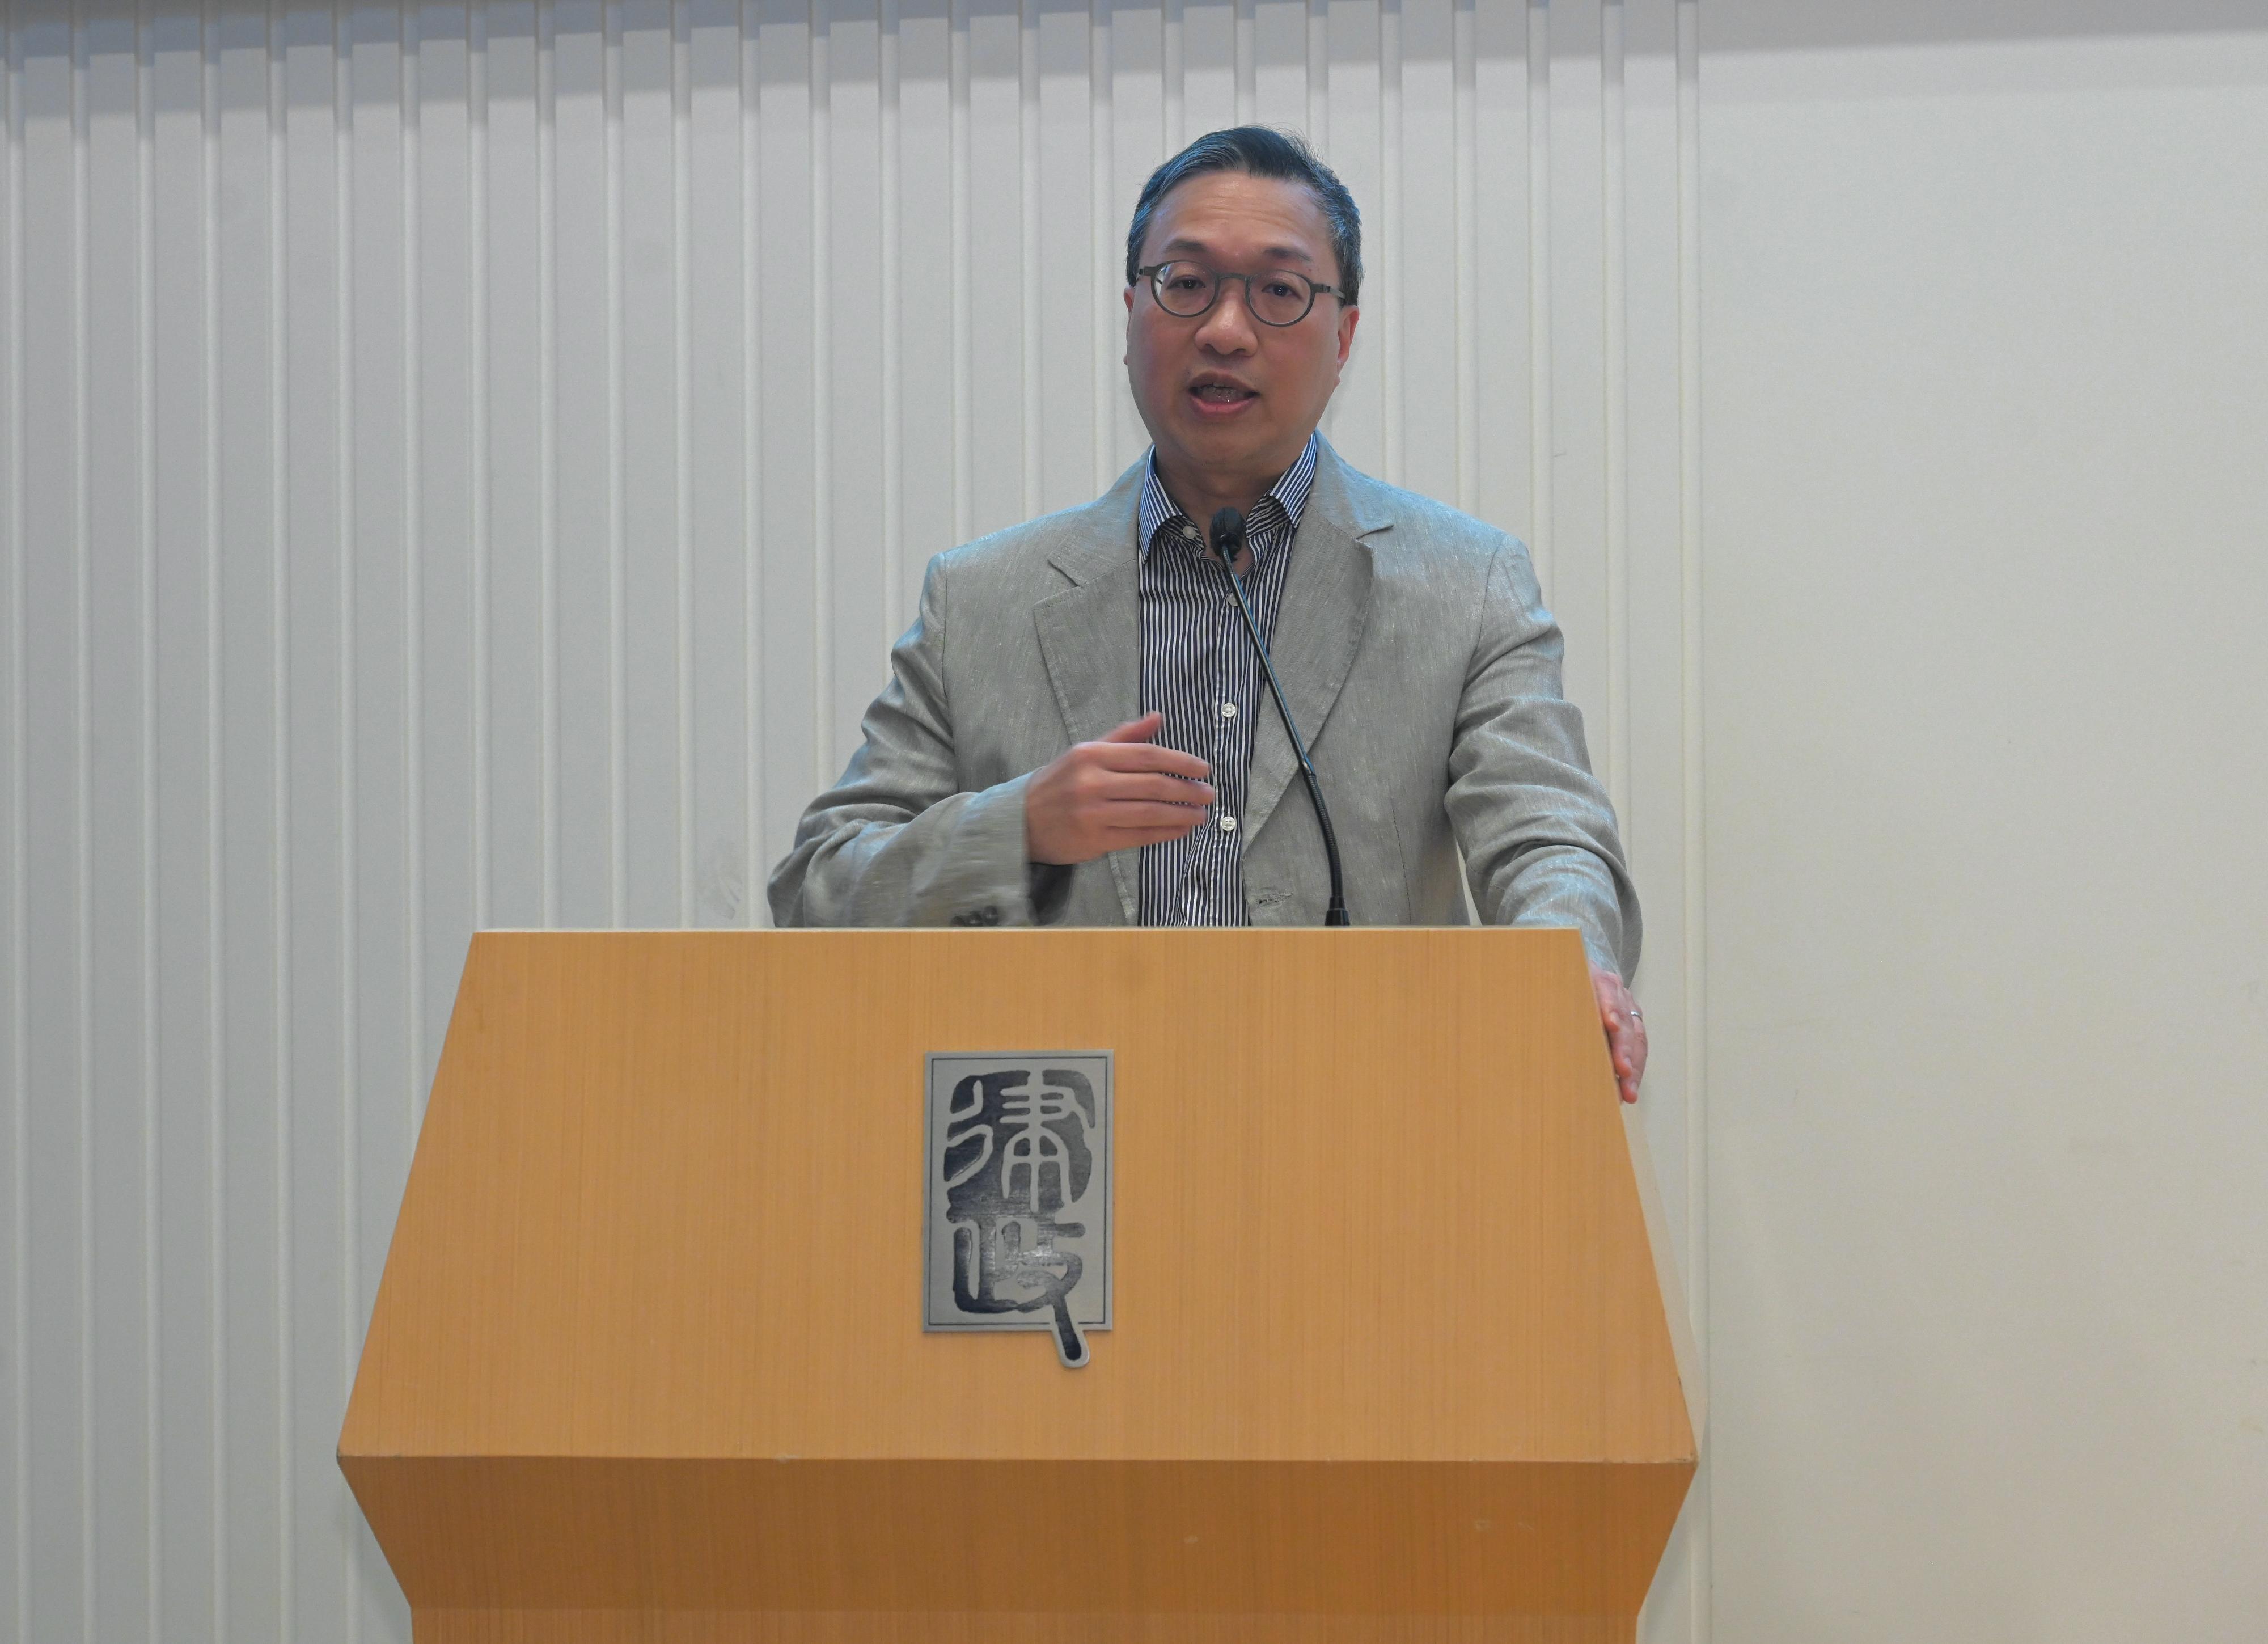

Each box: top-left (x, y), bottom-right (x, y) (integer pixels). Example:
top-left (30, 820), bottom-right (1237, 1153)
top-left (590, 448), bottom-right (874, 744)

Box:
top-left (1123, 171), bottom-right (1360, 495)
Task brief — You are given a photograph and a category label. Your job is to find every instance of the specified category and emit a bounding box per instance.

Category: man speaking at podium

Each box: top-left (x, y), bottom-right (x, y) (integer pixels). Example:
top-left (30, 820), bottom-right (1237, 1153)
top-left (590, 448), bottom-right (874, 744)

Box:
top-left (771, 128), bottom-right (1648, 1102)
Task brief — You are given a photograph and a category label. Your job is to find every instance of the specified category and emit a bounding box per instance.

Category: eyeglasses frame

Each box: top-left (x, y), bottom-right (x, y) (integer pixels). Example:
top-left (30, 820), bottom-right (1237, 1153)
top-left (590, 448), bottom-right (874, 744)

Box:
top-left (1133, 261), bottom-right (1351, 328)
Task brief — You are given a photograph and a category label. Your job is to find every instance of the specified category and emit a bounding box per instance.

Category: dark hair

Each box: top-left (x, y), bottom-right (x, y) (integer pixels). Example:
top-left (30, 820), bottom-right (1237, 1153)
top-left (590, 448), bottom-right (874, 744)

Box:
top-left (1124, 126), bottom-right (1363, 307)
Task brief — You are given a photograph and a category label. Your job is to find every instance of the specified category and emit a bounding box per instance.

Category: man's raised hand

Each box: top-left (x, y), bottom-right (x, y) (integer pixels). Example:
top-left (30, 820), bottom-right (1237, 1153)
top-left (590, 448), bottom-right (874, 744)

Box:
top-left (1025, 712), bottom-right (1215, 866)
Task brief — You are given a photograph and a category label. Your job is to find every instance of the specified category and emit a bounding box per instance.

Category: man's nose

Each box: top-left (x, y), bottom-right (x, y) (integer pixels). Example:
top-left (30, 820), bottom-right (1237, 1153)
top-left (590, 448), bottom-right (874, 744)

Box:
top-left (1193, 281), bottom-right (1260, 353)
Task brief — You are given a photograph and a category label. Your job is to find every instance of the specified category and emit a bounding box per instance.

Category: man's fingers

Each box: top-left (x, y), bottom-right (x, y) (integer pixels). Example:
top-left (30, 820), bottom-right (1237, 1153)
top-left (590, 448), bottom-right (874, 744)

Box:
top-left (1095, 771), bottom-right (1214, 806)
top-left (1088, 740), bottom-right (1212, 780)
top-left (1609, 1017), bottom-right (1638, 1104)
top-left (1588, 965), bottom-right (1645, 1104)
top-left (1616, 1012), bottom-right (1648, 1104)
top-left (1099, 712), bottom-right (1166, 743)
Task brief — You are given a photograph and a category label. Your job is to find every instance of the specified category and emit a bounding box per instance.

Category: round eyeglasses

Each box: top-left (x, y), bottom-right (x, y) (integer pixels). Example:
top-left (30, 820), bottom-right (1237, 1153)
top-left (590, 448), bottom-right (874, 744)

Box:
top-left (1136, 261), bottom-right (1348, 328)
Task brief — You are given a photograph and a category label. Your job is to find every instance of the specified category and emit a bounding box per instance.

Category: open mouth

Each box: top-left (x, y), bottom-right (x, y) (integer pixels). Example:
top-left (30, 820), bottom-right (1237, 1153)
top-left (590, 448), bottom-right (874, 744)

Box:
top-left (1188, 381), bottom-right (1259, 409)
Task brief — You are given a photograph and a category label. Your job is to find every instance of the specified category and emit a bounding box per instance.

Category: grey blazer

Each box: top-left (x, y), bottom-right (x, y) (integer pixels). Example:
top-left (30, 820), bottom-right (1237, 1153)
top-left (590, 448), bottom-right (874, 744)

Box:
top-left (767, 438), bottom-right (1641, 978)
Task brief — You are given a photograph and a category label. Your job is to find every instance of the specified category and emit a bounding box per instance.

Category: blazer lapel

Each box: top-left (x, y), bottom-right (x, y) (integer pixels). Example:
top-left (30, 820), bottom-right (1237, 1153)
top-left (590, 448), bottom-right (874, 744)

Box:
top-left (1242, 443), bottom-right (1385, 847)
top-left (1032, 473), bottom-right (1145, 922)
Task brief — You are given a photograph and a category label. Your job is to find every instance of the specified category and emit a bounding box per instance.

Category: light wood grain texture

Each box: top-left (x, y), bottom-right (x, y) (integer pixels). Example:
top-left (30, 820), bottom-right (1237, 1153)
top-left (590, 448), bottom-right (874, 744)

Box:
top-left (413, 1611), bottom-right (1645, 1644)
top-left (340, 928), bottom-right (1695, 1641)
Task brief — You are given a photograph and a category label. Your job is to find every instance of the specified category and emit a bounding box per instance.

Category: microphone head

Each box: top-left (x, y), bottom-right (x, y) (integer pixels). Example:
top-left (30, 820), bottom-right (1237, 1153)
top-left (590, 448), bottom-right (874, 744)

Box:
top-left (1209, 506), bottom-right (1246, 567)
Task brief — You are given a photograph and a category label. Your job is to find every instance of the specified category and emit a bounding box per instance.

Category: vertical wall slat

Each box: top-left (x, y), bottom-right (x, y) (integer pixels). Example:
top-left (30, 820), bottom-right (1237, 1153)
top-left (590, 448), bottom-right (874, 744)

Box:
top-left (549, 0), bottom-right (608, 925)
top-left (282, 0), bottom-right (343, 1624)
top-left (402, 0), bottom-right (463, 1148)
top-left (1233, 0), bottom-right (1252, 120)
top-left (332, 3), bottom-right (361, 1635)
top-left (1090, 0), bottom-right (1116, 489)
top-left (1674, 2), bottom-right (1707, 1637)
top-left (1035, 0), bottom-right (1093, 513)
top-left (1469, 0), bottom-right (1526, 536)
top-left (3, 1), bottom-right (27, 1635)
top-left (603, 0), bottom-right (626, 924)
top-left (1602, 0), bottom-right (1628, 818)
top-left (1108, 0), bottom-right (1160, 465)
top-left (135, 5), bottom-right (162, 1634)
top-left (1017, 0), bottom-right (1039, 517)
top-left (962, 0), bottom-right (1021, 535)
top-left (753, 0), bottom-right (814, 862)
top-left (1180, 0), bottom-right (1226, 135)
top-left (214, 8), bottom-right (274, 1628)
top-left (263, 0), bottom-right (291, 1630)
top-left (684, 0), bottom-right (756, 927)
top-left (1523, 0), bottom-right (1548, 591)
top-left (18, 12), bottom-right (82, 1638)
top-left (947, 0), bottom-right (970, 542)
top-left (469, 0), bottom-right (492, 933)
top-left (894, 0), bottom-right (949, 601)
top-left (805, 0), bottom-right (831, 780)
top-left (1248, 0), bottom-right (1300, 141)
top-left (825, 0), bottom-right (885, 758)
top-left (196, 5), bottom-right (223, 1634)
top-left (1162, 0), bottom-right (1181, 149)
top-left (79, 6), bottom-right (128, 1633)
top-left (879, 0), bottom-right (902, 648)
top-left (1317, 0), bottom-right (1379, 474)
top-left (1302, 0), bottom-right (1322, 149)
top-left (672, 0), bottom-right (693, 923)
top-left (73, 5), bottom-right (96, 1635)
top-left (739, 0), bottom-right (764, 912)
top-left (616, 0), bottom-right (682, 928)
top-left (1396, 0), bottom-right (1458, 508)
top-left (538, 0), bottom-right (561, 927)
top-left (819, 0), bottom-right (881, 783)
top-left (1377, 0), bottom-right (1399, 484)
top-left (1543, 0), bottom-right (1604, 721)
top-left (477, 0), bottom-right (532, 934)
top-left (85, 1), bottom-right (168, 1638)
top-left (1450, 0), bottom-right (1471, 510)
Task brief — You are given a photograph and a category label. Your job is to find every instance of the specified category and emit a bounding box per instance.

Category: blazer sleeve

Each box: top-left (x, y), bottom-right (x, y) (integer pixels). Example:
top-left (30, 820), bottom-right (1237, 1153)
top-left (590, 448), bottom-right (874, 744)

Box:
top-left (1445, 537), bottom-right (1643, 979)
top-left (767, 553), bottom-right (1071, 928)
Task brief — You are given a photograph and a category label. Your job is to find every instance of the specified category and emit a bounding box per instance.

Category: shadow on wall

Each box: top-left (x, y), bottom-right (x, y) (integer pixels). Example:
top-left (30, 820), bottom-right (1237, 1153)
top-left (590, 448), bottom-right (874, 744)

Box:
top-left (1708, 0), bottom-right (2267, 51)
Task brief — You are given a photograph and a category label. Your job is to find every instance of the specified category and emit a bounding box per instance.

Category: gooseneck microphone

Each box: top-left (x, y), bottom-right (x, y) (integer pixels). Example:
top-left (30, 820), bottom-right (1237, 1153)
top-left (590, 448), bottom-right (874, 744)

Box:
top-left (1208, 506), bottom-right (1352, 927)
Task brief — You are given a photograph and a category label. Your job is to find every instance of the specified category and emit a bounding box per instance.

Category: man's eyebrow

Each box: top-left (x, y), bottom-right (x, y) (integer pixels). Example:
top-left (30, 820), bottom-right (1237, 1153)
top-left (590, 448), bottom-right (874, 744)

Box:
top-left (1159, 235), bottom-right (1317, 265)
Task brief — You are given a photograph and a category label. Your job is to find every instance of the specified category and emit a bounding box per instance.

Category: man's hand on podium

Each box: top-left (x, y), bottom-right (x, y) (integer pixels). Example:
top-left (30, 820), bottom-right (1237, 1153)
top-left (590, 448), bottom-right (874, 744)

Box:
top-left (1591, 965), bottom-right (1648, 1104)
top-left (1026, 711), bottom-right (1216, 865)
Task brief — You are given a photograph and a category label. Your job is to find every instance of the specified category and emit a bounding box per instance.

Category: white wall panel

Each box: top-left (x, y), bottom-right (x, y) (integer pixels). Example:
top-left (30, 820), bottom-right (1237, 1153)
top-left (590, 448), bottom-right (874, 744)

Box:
top-left (1701, 11), bottom-right (2268, 1640)
top-left (0, 1), bottom-right (1707, 1638)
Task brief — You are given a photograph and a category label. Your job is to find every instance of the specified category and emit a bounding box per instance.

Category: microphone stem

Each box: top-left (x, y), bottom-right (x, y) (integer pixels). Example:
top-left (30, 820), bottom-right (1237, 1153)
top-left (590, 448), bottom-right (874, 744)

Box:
top-left (1217, 558), bottom-right (1352, 927)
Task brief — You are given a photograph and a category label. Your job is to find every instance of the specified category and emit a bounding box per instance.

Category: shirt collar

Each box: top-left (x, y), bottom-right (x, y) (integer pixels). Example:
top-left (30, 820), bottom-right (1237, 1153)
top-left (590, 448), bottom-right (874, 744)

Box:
top-left (1138, 433), bottom-right (1321, 561)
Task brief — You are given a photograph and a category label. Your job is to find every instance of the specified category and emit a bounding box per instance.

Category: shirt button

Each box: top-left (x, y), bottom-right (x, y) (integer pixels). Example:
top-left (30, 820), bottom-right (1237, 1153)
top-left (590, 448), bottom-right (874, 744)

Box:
top-left (1220, 814), bottom-right (1239, 832)
top-left (1220, 701), bottom-right (1237, 717)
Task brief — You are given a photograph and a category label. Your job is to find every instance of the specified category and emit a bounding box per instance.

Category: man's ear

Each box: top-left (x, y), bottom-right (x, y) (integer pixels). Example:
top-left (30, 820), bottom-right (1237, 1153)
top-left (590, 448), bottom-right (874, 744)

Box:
top-left (1336, 303), bottom-right (1360, 369)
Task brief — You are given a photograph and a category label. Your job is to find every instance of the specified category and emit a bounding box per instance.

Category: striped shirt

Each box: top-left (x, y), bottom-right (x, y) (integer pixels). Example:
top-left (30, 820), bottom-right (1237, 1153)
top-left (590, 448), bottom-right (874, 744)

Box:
top-left (1135, 434), bottom-right (1319, 925)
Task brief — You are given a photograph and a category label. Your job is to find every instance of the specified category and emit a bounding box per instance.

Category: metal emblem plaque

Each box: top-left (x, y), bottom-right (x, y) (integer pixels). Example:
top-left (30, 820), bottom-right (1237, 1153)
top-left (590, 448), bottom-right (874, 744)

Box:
top-left (924, 1051), bottom-right (1112, 1368)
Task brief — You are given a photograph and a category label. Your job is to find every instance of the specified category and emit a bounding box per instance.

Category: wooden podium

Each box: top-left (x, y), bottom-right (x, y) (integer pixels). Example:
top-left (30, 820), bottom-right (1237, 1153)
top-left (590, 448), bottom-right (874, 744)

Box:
top-left (340, 928), bottom-right (1699, 1643)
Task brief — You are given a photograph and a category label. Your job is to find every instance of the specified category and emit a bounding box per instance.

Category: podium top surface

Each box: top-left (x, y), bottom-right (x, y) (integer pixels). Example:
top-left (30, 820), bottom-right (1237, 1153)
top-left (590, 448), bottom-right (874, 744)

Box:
top-left (342, 927), bottom-right (1695, 1468)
